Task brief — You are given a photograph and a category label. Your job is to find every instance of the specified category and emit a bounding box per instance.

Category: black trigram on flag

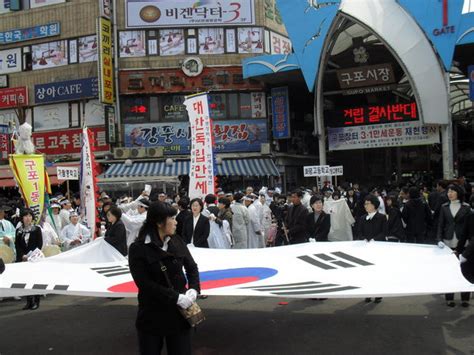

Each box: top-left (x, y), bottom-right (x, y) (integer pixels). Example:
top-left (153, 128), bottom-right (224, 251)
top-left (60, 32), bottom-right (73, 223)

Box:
top-left (91, 265), bottom-right (130, 277)
top-left (10, 283), bottom-right (69, 291)
top-left (241, 281), bottom-right (359, 296)
top-left (297, 251), bottom-right (374, 270)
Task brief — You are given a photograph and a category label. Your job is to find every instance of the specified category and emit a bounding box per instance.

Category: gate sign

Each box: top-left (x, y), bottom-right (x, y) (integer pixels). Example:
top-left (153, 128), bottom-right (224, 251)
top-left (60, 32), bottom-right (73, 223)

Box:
top-left (304, 165), bottom-right (330, 177)
top-left (329, 166), bottom-right (343, 176)
top-left (469, 65), bottom-right (474, 101)
top-left (56, 166), bottom-right (79, 180)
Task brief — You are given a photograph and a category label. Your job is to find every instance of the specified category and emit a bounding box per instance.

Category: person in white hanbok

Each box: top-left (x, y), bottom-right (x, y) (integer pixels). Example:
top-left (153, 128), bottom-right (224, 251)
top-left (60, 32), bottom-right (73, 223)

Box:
top-left (59, 199), bottom-right (73, 228)
top-left (119, 198), bottom-right (149, 248)
top-left (245, 194), bottom-right (265, 248)
top-left (60, 212), bottom-right (91, 250)
top-left (230, 193), bottom-right (249, 249)
top-left (324, 192), bottom-right (355, 241)
top-left (46, 203), bottom-right (63, 237)
top-left (0, 205), bottom-right (16, 262)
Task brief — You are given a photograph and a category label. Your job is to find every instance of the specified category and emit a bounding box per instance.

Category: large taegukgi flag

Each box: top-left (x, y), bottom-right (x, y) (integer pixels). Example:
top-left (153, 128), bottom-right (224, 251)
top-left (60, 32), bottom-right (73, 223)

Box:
top-left (79, 127), bottom-right (99, 238)
top-left (184, 92), bottom-right (216, 200)
top-left (9, 154), bottom-right (51, 224)
top-left (1, 240), bottom-right (473, 299)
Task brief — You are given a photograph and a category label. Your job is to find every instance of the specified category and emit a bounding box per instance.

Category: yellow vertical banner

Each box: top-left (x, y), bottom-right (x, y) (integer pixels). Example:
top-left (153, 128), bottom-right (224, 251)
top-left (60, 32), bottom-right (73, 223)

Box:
top-left (9, 154), bottom-right (46, 224)
top-left (98, 17), bottom-right (114, 105)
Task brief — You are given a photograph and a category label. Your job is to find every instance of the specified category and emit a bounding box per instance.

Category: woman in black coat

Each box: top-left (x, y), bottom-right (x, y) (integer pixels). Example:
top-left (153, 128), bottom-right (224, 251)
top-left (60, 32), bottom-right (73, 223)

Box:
top-left (385, 196), bottom-right (406, 242)
top-left (104, 206), bottom-right (127, 256)
top-left (15, 209), bottom-right (43, 310)
top-left (401, 187), bottom-right (432, 244)
top-left (457, 211), bottom-right (474, 304)
top-left (129, 201), bottom-right (200, 355)
top-left (182, 198), bottom-right (210, 248)
top-left (306, 195), bottom-right (330, 241)
top-left (437, 184), bottom-right (471, 307)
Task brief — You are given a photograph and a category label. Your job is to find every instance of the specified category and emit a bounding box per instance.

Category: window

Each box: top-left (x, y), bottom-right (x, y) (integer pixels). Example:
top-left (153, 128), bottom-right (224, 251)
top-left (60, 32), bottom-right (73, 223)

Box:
top-left (240, 93), bottom-right (252, 119)
top-left (209, 94), bottom-right (226, 119)
top-left (228, 93), bottom-right (239, 119)
top-left (161, 95), bottom-right (187, 121)
top-left (122, 96), bottom-right (150, 123)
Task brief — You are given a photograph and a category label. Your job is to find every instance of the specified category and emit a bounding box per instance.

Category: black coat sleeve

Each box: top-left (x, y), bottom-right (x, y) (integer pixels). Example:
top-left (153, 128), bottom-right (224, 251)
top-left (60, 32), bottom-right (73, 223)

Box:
top-left (105, 221), bottom-right (127, 256)
top-left (175, 237), bottom-right (200, 293)
top-left (437, 206), bottom-right (446, 242)
top-left (128, 243), bottom-right (180, 306)
top-left (317, 214), bottom-right (330, 242)
top-left (374, 214), bottom-right (388, 241)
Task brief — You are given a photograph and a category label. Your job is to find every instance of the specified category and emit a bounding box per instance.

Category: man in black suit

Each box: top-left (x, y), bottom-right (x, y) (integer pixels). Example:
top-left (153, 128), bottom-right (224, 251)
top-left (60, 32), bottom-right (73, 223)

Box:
top-left (356, 194), bottom-right (388, 304)
top-left (285, 189), bottom-right (309, 244)
top-left (176, 197), bottom-right (191, 239)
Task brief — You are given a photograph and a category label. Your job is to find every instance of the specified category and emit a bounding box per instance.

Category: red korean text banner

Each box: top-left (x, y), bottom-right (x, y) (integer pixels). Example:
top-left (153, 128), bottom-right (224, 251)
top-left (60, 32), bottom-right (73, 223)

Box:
top-left (0, 87), bottom-right (28, 109)
top-left (184, 93), bottom-right (216, 200)
top-left (32, 127), bottom-right (109, 155)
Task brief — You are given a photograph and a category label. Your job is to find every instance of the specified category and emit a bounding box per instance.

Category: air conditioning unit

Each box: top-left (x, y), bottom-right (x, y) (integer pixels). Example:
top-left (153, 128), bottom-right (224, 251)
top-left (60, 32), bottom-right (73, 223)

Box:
top-left (260, 143), bottom-right (271, 155)
top-left (113, 147), bottom-right (130, 159)
top-left (129, 147), bottom-right (147, 158)
top-left (146, 146), bottom-right (164, 158)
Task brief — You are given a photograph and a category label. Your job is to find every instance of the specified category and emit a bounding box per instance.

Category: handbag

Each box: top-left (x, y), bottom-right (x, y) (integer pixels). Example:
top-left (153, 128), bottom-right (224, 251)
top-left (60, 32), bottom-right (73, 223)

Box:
top-left (159, 261), bottom-right (206, 327)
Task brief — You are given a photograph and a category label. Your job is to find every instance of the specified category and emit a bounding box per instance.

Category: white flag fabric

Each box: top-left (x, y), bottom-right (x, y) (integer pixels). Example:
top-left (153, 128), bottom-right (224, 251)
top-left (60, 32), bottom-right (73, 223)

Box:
top-left (79, 127), bottom-right (97, 237)
top-left (1, 239), bottom-right (473, 299)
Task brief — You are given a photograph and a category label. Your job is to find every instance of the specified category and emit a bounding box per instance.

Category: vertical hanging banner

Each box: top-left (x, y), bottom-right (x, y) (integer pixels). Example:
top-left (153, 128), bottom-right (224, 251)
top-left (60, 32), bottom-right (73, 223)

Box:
top-left (9, 154), bottom-right (48, 224)
top-left (184, 93), bottom-right (216, 200)
top-left (97, 17), bottom-right (114, 105)
top-left (80, 127), bottom-right (98, 238)
top-left (271, 86), bottom-right (291, 139)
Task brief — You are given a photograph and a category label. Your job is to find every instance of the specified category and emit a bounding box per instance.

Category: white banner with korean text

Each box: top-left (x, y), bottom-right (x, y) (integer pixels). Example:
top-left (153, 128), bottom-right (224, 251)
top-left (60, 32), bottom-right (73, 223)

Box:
top-left (57, 166), bottom-right (79, 181)
top-left (184, 93), bottom-right (216, 200)
top-left (328, 122), bottom-right (440, 151)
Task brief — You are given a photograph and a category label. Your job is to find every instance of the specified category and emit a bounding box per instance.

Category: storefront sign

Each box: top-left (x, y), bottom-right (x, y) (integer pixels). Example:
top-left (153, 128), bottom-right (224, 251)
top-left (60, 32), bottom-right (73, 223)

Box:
top-left (337, 63), bottom-right (395, 90)
top-left (0, 48), bottom-right (22, 74)
top-left (98, 17), bottom-right (114, 105)
top-left (30, 0), bottom-right (65, 8)
top-left (0, 22), bottom-right (60, 44)
top-left (34, 77), bottom-right (98, 104)
top-left (56, 166), bottom-right (79, 180)
top-left (124, 119), bottom-right (268, 155)
top-left (303, 165), bottom-right (330, 177)
top-left (332, 102), bottom-right (418, 127)
top-left (329, 166), bottom-right (344, 176)
top-left (105, 105), bottom-right (117, 144)
top-left (251, 92), bottom-right (266, 118)
top-left (328, 121), bottom-right (440, 151)
top-left (0, 131), bottom-right (9, 160)
top-left (32, 40), bottom-right (68, 70)
top-left (184, 93), bottom-right (216, 199)
top-left (0, 87), bottom-right (28, 109)
top-left (469, 65), bottom-right (474, 101)
top-left (120, 67), bottom-right (263, 94)
top-left (342, 85), bottom-right (396, 96)
top-left (126, 0), bottom-right (255, 28)
top-left (271, 87), bottom-right (290, 139)
top-left (100, 0), bottom-right (111, 19)
top-left (270, 31), bottom-right (292, 54)
top-left (32, 127), bottom-right (109, 155)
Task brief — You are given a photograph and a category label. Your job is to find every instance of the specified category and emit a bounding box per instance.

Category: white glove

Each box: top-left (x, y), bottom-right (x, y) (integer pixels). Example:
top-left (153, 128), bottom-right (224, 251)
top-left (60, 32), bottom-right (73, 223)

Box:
top-left (177, 294), bottom-right (193, 309)
top-left (185, 289), bottom-right (198, 302)
top-left (437, 241), bottom-right (446, 249)
top-left (459, 254), bottom-right (468, 264)
top-left (309, 238), bottom-right (316, 243)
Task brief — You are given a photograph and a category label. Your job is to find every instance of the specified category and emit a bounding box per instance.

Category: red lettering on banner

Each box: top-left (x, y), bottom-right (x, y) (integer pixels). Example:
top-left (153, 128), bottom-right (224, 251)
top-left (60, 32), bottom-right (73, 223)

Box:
top-left (193, 101), bottom-right (203, 114)
top-left (195, 181), bottom-right (207, 194)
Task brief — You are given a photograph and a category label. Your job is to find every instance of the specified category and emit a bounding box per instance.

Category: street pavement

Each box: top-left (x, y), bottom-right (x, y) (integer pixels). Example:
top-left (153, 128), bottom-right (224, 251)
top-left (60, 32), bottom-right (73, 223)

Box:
top-left (0, 294), bottom-right (473, 355)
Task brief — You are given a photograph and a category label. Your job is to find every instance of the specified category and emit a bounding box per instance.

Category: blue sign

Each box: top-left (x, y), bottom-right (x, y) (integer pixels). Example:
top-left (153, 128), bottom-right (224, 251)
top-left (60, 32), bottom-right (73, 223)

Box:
top-left (124, 119), bottom-right (268, 155)
top-left (34, 77), bottom-right (99, 104)
top-left (271, 87), bottom-right (291, 139)
top-left (0, 22), bottom-right (60, 44)
top-left (469, 65), bottom-right (474, 102)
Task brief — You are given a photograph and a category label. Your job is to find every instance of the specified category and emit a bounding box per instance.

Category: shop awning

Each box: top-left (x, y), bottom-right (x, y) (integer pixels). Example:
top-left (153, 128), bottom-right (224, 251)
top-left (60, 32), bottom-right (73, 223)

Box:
top-left (102, 158), bottom-right (280, 179)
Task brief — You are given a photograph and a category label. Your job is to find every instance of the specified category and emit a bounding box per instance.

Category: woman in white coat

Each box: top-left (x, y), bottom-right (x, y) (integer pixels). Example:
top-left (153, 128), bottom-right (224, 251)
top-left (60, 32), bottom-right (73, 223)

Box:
top-left (230, 193), bottom-right (249, 249)
top-left (245, 194), bottom-right (265, 248)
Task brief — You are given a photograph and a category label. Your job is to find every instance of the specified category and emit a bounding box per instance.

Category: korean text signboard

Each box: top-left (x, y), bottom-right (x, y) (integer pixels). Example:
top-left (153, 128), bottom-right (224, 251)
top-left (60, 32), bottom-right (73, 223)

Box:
top-left (304, 165), bottom-right (330, 177)
top-left (329, 166), bottom-right (343, 176)
top-left (184, 93), bottom-right (216, 200)
top-left (271, 86), bottom-right (290, 139)
top-left (56, 166), bottom-right (79, 180)
top-left (337, 63), bottom-right (395, 89)
top-left (126, 0), bottom-right (255, 28)
top-left (328, 121), bottom-right (440, 151)
top-left (0, 124), bottom-right (9, 160)
top-left (331, 102), bottom-right (418, 127)
top-left (35, 77), bottom-right (98, 104)
top-left (124, 119), bottom-right (268, 155)
top-left (0, 87), bottom-right (28, 109)
top-left (0, 22), bottom-right (60, 44)
top-left (0, 48), bottom-right (22, 74)
top-left (98, 17), bottom-right (114, 105)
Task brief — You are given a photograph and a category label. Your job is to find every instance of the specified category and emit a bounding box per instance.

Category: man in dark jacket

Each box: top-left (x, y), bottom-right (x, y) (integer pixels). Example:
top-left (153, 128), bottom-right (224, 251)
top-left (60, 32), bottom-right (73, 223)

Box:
top-left (285, 189), bottom-right (309, 244)
top-left (402, 187), bottom-right (432, 244)
top-left (176, 197), bottom-right (191, 239)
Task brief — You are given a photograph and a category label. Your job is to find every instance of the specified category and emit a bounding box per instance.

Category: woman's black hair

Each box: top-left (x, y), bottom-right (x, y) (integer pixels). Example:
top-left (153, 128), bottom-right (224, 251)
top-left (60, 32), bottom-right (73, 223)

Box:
top-left (20, 208), bottom-right (34, 219)
top-left (218, 197), bottom-right (231, 209)
top-left (365, 194), bottom-right (380, 209)
top-left (408, 186), bottom-right (420, 199)
top-left (107, 205), bottom-right (122, 220)
top-left (189, 198), bottom-right (204, 212)
top-left (447, 184), bottom-right (465, 202)
top-left (309, 195), bottom-right (323, 207)
top-left (177, 197), bottom-right (190, 210)
top-left (136, 201), bottom-right (177, 242)
top-left (332, 191), bottom-right (341, 199)
top-left (385, 195), bottom-right (399, 209)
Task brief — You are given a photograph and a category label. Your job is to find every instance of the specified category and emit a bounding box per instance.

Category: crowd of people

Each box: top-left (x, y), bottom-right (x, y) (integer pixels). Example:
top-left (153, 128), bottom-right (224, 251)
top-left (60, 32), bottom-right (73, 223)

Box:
top-left (1, 179), bottom-right (474, 310)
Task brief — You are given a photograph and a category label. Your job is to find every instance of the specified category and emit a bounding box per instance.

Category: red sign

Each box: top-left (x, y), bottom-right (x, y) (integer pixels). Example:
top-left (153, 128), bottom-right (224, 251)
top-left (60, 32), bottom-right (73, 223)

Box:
top-left (0, 133), bottom-right (9, 160)
top-left (332, 102), bottom-right (418, 127)
top-left (32, 127), bottom-right (110, 155)
top-left (0, 87), bottom-right (28, 109)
